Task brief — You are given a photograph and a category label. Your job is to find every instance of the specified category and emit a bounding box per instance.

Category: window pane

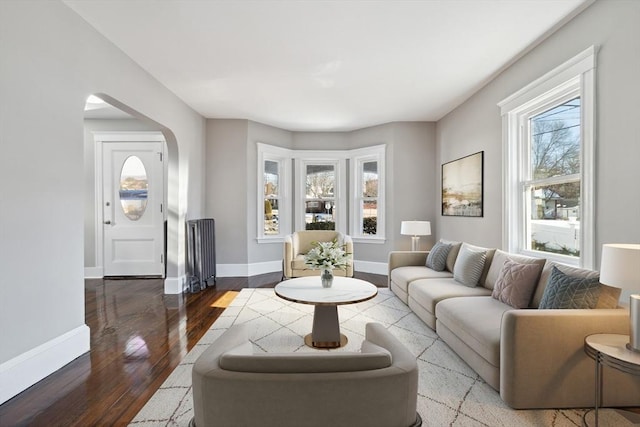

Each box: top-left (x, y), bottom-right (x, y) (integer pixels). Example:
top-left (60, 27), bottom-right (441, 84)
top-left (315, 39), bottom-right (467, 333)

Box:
top-left (264, 198), bottom-right (279, 235)
top-left (119, 156), bottom-right (148, 221)
top-left (305, 200), bottom-right (335, 230)
top-left (530, 98), bottom-right (580, 180)
top-left (529, 181), bottom-right (580, 257)
top-left (362, 199), bottom-right (377, 235)
top-left (264, 160), bottom-right (278, 197)
top-left (363, 161), bottom-right (378, 197)
top-left (306, 165), bottom-right (334, 198)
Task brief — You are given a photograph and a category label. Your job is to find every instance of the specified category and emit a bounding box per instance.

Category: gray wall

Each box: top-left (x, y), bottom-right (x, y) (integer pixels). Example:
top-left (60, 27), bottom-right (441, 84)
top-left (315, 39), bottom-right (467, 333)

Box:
top-left (0, 0), bottom-right (205, 382)
top-left (436, 0), bottom-right (640, 262)
top-left (206, 119), bottom-right (437, 266)
top-left (205, 120), bottom-right (249, 264)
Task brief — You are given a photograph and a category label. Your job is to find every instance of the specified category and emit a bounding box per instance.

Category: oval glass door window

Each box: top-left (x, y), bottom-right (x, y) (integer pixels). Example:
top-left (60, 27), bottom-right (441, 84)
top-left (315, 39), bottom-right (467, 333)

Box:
top-left (119, 156), bottom-right (148, 221)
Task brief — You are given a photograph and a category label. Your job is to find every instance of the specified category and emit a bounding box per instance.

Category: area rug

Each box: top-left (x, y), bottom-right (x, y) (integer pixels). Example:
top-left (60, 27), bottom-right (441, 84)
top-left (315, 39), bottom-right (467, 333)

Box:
top-left (130, 288), bottom-right (632, 426)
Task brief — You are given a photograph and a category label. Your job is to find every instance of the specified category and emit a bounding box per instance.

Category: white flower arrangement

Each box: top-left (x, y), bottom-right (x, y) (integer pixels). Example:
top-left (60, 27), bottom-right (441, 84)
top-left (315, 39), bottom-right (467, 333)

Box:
top-left (304, 239), bottom-right (351, 271)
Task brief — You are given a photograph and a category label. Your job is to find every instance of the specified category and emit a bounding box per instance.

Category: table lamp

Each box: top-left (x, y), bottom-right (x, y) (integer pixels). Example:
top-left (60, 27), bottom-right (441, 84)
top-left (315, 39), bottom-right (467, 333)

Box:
top-left (401, 221), bottom-right (431, 251)
top-left (600, 243), bottom-right (640, 353)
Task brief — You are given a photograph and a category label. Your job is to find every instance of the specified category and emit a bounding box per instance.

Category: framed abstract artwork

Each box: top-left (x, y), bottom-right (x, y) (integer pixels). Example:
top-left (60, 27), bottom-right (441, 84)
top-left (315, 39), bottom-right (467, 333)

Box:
top-left (442, 151), bottom-right (484, 217)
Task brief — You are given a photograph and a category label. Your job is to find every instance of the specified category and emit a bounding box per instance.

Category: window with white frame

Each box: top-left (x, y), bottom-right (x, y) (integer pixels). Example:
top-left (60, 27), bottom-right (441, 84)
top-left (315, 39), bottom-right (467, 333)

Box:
top-left (499, 47), bottom-right (596, 268)
top-left (294, 154), bottom-right (347, 233)
top-left (257, 143), bottom-right (291, 242)
top-left (350, 145), bottom-right (385, 242)
top-left (257, 143), bottom-right (385, 243)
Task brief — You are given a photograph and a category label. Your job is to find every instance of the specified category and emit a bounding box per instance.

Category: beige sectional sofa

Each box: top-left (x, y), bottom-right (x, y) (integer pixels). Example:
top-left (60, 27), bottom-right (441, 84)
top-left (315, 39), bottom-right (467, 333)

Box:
top-left (388, 242), bottom-right (640, 409)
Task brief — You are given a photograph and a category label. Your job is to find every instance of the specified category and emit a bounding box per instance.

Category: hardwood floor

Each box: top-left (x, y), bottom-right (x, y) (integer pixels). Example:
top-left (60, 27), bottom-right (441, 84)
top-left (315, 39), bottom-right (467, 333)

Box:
top-left (0, 272), bottom-right (388, 427)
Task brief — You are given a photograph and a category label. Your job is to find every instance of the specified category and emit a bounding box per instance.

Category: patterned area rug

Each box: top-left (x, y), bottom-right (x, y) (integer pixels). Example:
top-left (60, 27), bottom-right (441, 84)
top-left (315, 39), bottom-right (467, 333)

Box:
top-left (130, 288), bottom-right (632, 426)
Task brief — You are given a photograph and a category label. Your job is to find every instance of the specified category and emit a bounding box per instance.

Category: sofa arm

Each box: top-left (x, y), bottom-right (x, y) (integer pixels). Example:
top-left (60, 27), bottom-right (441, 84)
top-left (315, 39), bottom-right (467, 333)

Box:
top-left (387, 251), bottom-right (428, 284)
top-left (500, 308), bottom-right (636, 409)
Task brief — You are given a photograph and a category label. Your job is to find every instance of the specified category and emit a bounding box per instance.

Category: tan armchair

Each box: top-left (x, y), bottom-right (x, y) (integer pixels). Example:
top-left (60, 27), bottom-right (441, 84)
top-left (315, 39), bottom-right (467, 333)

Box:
top-left (191, 323), bottom-right (421, 427)
top-left (283, 230), bottom-right (353, 279)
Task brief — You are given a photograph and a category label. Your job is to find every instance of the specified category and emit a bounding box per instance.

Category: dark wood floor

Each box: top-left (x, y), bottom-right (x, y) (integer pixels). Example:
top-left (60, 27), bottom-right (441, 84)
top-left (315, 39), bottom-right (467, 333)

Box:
top-left (0, 271), bottom-right (387, 427)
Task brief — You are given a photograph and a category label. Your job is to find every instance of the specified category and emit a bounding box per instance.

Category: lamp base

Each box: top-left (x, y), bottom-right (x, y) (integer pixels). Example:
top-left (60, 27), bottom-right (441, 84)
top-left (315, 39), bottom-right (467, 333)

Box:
top-left (628, 294), bottom-right (640, 353)
top-left (411, 236), bottom-right (420, 252)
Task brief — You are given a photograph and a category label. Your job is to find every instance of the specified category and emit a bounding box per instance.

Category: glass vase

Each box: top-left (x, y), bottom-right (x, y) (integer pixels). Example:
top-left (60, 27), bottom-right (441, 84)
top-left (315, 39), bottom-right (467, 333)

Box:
top-left (321, 268), bottom-right (334, 288)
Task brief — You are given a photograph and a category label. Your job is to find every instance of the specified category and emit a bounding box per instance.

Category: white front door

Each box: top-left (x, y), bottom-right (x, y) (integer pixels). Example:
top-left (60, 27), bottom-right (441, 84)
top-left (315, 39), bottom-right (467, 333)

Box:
top-left (103, 141), bottom-right (164, 276)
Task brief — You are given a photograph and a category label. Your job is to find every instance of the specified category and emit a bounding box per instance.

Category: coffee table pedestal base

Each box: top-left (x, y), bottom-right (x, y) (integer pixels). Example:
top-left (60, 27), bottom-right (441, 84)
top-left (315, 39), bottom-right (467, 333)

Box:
top-left (307, 305), bottom-right (348, 349)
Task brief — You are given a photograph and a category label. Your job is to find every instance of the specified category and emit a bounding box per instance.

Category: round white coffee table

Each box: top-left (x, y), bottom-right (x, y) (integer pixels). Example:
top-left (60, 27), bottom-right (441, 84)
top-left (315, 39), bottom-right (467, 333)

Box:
top-left (275, 276), bottom-right (378, 348)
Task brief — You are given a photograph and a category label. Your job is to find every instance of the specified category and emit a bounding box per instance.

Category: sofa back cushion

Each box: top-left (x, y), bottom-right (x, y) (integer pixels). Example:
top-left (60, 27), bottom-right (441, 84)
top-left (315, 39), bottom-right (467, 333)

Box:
top-left (426, 241), bottom-right (452, 271)
top-left (532, 261), bottom-right (621, 309)
top-left (491, 259), bottom-right (544, 308)
top-left (220, 343), bottom-right (392, 373)
top-left (538, 266), bottom-right (602, 309)
top-left (484, 250), bottom-right (546, 291)
top-left (453, 243), bottom-right (492, 287)
top-left (440, 240), bottom-right (462, 272)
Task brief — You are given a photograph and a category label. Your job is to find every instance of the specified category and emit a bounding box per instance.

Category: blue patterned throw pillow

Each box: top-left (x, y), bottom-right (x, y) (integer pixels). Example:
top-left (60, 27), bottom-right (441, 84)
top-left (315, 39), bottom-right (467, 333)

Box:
top-left (426, 242), bottom-right (452, 272)
top-left (538, 266), bottom-right (601, 309)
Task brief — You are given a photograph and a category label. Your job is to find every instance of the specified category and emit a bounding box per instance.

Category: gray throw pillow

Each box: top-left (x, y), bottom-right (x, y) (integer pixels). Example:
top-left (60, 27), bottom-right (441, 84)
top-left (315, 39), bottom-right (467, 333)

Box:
top-left (538, 266), bottom-right (601, 309)
top-left (491, 260), bottom-right (543, 308)
top-left (426, 242), bottom-right (452, 271)
top-left (453, 244), bottom-right (487, 287)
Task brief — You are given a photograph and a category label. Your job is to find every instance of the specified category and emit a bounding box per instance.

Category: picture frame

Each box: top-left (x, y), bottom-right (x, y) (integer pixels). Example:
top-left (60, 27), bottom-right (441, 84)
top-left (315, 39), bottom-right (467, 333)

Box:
top-left (442, 151), bottom-right (484, 217)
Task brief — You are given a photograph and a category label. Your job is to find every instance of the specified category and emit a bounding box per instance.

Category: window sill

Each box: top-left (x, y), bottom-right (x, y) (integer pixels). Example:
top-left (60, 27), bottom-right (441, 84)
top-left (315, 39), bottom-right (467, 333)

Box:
top-left (519, 249), bottom-right (580, 267)
top-left (256, 236), bottom-right (285, 244)
top-left (351, 236), bottom-right (386, 244)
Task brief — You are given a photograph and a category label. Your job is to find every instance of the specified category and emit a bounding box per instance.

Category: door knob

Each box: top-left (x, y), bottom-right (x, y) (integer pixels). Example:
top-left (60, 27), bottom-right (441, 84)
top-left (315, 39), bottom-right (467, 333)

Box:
top-left (104, 220), bottom-right (112, 225)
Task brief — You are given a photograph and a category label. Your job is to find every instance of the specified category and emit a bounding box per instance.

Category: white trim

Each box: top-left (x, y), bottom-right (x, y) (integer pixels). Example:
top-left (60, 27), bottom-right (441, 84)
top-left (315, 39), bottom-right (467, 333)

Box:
top-left (294, 155), bottom-right (347, 233)
top-left (351, 237), bottom-right (386, 244)
top-left (350, 144), bottom-right (386, 240)
top-left (498, 46), bottom-right (597, 113)
top-left (0, 325), bottom-right (90, 405)
top-left (257, 143), bottom-right (293, 240)
top-left (216, 261), bottom-right (283, 277)
top-left (84, 266), bottom-right (103, 279)
top-left (499, 46), bottom-right (596, 268)
top-left (93, 132), bottom-right (167, 277)
top-left (353, 260), bottom-right (388, 275)
top-left (92, 131), bottom-right (166, 142)
top-left (164, 275), bottom-right (186, 294)
top-left (216, 260), bottom-right (387, 276)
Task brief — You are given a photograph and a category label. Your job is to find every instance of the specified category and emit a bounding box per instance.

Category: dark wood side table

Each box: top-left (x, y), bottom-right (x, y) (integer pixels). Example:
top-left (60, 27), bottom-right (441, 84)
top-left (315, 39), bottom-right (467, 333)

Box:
top-left (584, 334), bottom-right (640, 427)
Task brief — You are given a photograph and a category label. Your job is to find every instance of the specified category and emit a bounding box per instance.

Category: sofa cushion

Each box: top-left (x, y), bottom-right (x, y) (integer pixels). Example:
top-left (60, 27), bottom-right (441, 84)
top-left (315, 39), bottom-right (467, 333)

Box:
top-left (453, 243), bottom-right (487, 287)
top-left (440, 240), bottom-right (462, 272)
top-left (538, 266), bottom-right (602, 309)
top-left (484, 250), bottom-right (547, 291)
top-left (220, 345), bottom-right (392, 373)
top-left (435, 296), bottom-right (511, 367)
top-left (491, 260), bottom-right (543, 309)
top-left (390, 266), bottom-right (454, 295)
top-left (426, 241), bottom-right (452, 271)
top-left (408, 278), bottom-right (492, 321)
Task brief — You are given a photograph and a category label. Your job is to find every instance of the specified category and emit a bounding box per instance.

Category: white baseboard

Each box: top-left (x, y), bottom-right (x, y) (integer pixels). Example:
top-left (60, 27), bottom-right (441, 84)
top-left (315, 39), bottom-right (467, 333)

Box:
top-left (84, 266), bottom-right (103, 279)
top-left (164, 275), bottom-right (187, 294)
top-left (0, 325), bottom-right (90, 405)
top-left (353, 260), bottom-right (388, 275)
top-left (217, 260), bottom-right (387, 277)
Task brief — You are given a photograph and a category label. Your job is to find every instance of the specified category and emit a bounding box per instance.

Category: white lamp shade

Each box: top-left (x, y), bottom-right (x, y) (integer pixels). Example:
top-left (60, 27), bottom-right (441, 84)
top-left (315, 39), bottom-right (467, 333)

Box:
top-left (600, 243), bottom-right (640, 292)
top-left (400, 221), bottom-right (431, 236)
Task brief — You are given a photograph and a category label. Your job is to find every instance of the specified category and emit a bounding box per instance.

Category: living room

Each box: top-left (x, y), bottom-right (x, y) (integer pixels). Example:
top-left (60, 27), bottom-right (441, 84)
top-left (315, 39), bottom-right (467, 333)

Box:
top-left (1, 0), bottom-right (639, 425)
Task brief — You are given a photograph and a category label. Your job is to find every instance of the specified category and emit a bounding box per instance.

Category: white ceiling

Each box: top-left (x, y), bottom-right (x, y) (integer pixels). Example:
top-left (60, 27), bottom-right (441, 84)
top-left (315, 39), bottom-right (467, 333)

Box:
top-left (65, 0), bottom-right (590, 131)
